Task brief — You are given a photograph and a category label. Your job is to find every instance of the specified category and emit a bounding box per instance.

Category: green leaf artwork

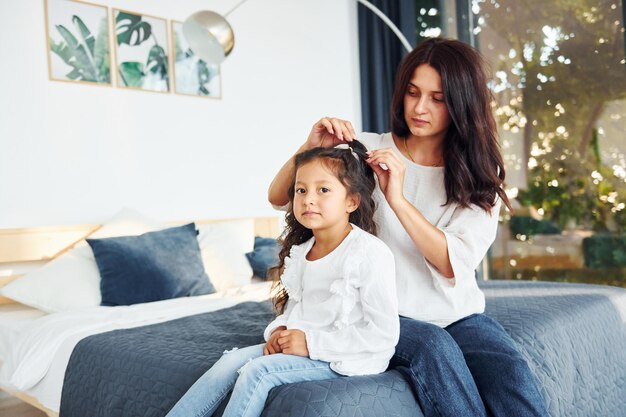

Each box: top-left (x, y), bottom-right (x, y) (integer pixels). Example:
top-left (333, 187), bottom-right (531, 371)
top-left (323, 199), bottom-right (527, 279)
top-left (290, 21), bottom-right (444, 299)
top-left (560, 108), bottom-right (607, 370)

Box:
top-left (146, 44), bottom-right (168, 78)
top-left (93, 17), bottom-right (110, 79)
top-left (196, 60), bottom-right (211, 95)
top-left (115, 12), bottom-right (152, 46)
top-left (72, 15), bottom-right (95, 55)
top-left (49, 14), bottom-right (110, 83)
top-left (114, 11), bottom-right (169, 91)
top-left (172, 23), bottom-right (219, 97)
top-left (118, 62), bottom-right (144, 87)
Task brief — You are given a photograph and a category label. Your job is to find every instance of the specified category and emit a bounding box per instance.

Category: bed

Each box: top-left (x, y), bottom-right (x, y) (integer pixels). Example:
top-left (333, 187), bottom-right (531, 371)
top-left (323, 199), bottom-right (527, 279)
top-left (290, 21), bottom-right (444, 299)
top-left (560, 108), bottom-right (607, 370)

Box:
top-left (0, 211), bottom-right (625, 417)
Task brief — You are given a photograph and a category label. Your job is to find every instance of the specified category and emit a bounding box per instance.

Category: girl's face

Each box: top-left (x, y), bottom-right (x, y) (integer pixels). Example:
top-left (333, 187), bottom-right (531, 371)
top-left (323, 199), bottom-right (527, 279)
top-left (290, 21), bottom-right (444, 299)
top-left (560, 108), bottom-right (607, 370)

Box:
top-left (403, 63), bottom-right (452, 142)
top-left (293, 159), bottom-right (359, 233)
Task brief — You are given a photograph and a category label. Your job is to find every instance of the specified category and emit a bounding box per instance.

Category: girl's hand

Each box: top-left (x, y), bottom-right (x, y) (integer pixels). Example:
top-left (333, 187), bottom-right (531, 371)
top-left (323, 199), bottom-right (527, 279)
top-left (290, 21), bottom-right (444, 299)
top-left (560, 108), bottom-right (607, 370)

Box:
top-left (277, 329), bottom-right (310, 357)
top-left (366, 148), bottom-right (407, 208)
top-left (305, 117), bottom-right (357, 150)
top-left (263, 326), bottom-right (286, 355)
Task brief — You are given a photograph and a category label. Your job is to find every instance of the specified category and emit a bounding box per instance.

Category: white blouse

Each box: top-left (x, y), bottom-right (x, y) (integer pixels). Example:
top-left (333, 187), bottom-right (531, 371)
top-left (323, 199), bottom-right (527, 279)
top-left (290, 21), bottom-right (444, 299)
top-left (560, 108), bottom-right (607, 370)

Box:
top-left (359, 132), bottom-right (501, 327)
top-left (263, 225), bottom-right (399, 376)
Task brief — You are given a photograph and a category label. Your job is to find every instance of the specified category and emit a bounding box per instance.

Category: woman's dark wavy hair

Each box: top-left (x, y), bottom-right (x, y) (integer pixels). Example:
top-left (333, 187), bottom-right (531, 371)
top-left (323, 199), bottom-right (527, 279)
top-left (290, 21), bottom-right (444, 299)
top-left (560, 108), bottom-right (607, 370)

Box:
top-left (391, 37), bottom-right (511, 212)
top-left (269, 139), bottom-right (377, 314)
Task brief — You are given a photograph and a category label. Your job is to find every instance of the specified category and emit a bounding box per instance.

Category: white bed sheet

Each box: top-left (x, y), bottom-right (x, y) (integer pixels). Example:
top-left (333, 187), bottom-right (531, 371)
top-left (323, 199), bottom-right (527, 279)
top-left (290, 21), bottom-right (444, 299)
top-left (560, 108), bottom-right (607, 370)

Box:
top-left (0, 281), bottom-right (272, 413)
top-left (0, 304), bottom-right (46, 372)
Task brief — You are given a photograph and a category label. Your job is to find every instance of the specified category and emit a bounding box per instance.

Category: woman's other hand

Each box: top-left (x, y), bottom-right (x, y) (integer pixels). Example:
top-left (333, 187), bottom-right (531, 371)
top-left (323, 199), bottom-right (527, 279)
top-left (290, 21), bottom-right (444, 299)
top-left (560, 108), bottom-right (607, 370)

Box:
top-left (277, 329), bottom-right (310, 357)
top-left (305, 117), bottom-right (357, 150)
top-left (366, 148), bottom-right (407, 208)
top-left (263, 326), bottom-right (286, 355)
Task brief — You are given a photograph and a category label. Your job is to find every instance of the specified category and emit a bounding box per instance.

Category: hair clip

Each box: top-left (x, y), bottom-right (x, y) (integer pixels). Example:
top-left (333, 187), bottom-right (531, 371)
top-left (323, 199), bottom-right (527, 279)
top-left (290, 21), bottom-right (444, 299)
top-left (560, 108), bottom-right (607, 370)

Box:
top-left (334, 143), bottom-right (359, 161)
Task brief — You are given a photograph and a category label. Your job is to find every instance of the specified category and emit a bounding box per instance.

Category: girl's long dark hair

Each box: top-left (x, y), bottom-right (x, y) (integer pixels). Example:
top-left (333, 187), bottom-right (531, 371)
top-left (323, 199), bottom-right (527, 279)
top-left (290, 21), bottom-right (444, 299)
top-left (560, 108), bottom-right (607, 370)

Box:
top-left (270, 139), bottom-right (376, 314)
top-left (391, 37), bottom-right (511, 212)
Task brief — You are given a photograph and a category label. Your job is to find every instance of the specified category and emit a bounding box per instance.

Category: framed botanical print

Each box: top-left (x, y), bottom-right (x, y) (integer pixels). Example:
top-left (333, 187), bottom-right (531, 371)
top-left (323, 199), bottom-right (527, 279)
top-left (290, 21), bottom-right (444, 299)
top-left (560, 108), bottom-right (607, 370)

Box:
top-left (44, 0), bottom-right (112, 85)
top-left (113, 9), bottom-right (170, 93)
top-left (171, 20), bottom-right (222, 99)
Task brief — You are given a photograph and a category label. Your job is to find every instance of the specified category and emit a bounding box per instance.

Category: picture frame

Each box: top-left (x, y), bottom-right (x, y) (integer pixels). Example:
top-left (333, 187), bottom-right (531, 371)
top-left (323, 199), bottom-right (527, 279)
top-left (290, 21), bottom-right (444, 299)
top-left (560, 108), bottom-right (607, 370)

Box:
top-left (112, 8), bottom-right (170, 93)
top-left (44, 0), bottom-right (112, 86)
top-left (170, 20), bottom-right (222, 99)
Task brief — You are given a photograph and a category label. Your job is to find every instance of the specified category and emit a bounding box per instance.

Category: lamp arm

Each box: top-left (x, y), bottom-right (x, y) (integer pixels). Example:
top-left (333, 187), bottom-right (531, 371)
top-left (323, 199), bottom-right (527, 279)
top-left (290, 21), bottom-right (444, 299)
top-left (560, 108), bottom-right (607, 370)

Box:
top-left (223, 0), bottom-right (412, 52)
top-left (356, 0), bottom-right (412, 53)
top-left (224, 0), bottom-right (250, 17)
top-left (185, 0), bottom-right (413, 65)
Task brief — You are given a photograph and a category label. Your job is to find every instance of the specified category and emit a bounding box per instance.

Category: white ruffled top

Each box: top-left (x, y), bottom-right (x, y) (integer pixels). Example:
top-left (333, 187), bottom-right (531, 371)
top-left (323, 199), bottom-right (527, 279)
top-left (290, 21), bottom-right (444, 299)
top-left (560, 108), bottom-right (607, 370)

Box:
top-left (263, 225), bottom-right (399, 376)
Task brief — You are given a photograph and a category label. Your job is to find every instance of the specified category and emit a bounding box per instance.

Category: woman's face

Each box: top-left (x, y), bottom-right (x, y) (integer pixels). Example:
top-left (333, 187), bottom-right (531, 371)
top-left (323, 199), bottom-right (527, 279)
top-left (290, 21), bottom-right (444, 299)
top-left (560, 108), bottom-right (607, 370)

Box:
top-left (403, 64), bottom-right (452, 142)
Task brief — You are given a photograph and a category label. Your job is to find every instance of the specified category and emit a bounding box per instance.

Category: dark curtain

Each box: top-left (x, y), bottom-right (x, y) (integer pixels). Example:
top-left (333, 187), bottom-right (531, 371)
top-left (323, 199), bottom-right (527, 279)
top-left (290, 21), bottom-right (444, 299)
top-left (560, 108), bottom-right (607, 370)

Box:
top-left (358, 0), bottom-right (416, 133)
top-left (455, 0), bottom-right (479, 48)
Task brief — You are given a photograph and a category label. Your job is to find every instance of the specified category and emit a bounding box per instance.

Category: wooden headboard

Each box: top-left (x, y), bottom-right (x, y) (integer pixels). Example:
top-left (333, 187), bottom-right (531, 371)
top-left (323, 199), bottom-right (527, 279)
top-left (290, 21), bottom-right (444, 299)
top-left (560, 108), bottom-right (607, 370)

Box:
top-left (0, 217), bottom-right (281, 305)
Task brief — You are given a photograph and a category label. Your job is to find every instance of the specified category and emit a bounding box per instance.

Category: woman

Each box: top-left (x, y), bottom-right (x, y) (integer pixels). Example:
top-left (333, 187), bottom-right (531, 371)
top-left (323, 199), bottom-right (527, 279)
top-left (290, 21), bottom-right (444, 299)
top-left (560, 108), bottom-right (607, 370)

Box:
top-left (268, 38), bottom-right (549, 417)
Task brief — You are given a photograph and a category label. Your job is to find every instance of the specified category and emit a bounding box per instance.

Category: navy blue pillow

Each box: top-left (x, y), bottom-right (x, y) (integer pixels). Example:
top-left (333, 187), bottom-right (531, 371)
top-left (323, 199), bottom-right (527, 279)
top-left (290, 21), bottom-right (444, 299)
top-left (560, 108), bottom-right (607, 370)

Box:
top-left (245, 236), bottom-right (280, 279)
top-left (87, 223), bottom-right (215, 306)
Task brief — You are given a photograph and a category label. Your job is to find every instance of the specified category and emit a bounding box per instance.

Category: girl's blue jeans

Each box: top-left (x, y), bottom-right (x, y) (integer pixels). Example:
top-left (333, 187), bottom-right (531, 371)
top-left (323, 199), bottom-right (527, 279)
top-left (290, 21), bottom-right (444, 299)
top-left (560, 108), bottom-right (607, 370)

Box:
top-left (165, 343), bottom-right (340, 417)
top-left (391, 313), bottom-right (550, 417)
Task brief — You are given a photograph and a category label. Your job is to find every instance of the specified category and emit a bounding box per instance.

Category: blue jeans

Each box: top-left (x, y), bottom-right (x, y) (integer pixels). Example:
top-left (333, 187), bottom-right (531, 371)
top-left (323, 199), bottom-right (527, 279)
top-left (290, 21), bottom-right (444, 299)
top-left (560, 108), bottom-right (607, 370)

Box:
top-left (390, 314), bottom-right (549, 417)
top-left (166, 343), bottom-right (341, 417)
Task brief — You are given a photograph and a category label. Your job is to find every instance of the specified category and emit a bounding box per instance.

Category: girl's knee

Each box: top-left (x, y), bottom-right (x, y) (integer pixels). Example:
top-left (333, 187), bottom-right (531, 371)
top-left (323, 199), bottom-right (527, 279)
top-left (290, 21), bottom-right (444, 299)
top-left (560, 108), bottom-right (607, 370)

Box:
top-left (235, 354), bottom-right (299, 386)
top-left (215, 345), bottom-right (264, 371)
top-left (236, 356), bottom-right (273, 382)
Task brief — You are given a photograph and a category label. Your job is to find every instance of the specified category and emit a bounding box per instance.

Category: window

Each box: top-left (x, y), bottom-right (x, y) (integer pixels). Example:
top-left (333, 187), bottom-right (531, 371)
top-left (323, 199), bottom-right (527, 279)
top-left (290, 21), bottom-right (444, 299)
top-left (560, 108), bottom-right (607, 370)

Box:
top-left (416, 0), bottom-right (626, 286)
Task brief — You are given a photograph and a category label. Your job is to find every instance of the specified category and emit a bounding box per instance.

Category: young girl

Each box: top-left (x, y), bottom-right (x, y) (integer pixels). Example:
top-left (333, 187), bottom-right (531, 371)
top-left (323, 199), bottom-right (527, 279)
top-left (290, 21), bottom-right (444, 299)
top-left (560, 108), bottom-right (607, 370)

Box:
top-left (166, 139), bottom-right (399, 417)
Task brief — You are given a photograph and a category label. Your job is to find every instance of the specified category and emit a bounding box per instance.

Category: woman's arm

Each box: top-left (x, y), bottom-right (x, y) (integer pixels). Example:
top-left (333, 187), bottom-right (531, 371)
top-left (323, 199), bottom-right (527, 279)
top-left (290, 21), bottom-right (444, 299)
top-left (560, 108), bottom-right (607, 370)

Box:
top-left (267, 144), bottom-right (307, 207)
top-left (392, 198), bottom-right (454, 278)
top-left (366, 148), bottom-right (455, 278)
top-left (267, 117), bottom-right (357, 207)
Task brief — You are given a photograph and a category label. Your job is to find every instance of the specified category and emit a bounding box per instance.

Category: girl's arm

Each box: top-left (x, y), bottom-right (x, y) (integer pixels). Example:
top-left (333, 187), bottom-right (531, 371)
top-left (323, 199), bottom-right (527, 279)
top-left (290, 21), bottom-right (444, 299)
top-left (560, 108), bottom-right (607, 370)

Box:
top-left (366, 148), bottom-right (454, 278)
top-left (263, 298), bottom-right (296, 342)
top-left (264, 325), bottom-right (287, 355)
top-left (268, 118), bottom-right (357, 207)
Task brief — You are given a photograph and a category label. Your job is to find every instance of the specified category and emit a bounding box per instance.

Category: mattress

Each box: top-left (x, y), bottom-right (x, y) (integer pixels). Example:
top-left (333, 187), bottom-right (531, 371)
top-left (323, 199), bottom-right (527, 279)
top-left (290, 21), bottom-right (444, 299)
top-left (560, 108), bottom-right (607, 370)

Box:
top-left (0, 304), bottom-right (46, 381)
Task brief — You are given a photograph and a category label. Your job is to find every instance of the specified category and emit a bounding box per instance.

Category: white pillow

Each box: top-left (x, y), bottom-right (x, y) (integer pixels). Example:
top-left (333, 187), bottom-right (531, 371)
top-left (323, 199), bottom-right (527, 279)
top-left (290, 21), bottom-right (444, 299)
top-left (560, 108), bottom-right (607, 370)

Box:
top-left (0, 208), bottom-right (161, 313)
top-left (1, 211), bottom-right (257, 312)
top-left (197, 219), bottom-right (255, 292)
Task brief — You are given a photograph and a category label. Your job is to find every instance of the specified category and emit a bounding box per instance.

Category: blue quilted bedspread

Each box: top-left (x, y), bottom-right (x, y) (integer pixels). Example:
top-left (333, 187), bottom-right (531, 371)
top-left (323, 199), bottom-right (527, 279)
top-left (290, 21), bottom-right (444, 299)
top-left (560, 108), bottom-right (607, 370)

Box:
top-left (481, 281), bottom-right (625, 417)
top-left (59, 301), bottom-right (275, 417)
top-left (262, 281), bottom-right (626, 417)
top-left (59, 281), bottom-right (626, 417)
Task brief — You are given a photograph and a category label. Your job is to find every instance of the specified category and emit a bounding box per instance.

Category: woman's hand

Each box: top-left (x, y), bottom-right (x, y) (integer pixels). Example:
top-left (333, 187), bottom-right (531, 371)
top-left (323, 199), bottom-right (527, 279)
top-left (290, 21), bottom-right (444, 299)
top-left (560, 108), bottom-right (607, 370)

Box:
top-left (277, 329), bottom-right (310, 357)
top-left (263, 326), bottom-right (286, 355)
top-left (268, 117), bottom-right (356, 207)
top-left (305, 117), bottom-right (357, 150)
top-left (366, 148), bottom-right (407, 208)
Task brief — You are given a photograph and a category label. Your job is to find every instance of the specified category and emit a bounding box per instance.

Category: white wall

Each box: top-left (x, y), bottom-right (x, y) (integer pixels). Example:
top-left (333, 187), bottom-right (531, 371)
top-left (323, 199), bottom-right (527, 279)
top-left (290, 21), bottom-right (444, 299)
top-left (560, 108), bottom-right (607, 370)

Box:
top-left (0, 0), bottom-right (362, 227)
